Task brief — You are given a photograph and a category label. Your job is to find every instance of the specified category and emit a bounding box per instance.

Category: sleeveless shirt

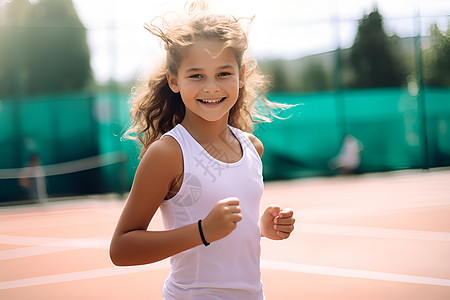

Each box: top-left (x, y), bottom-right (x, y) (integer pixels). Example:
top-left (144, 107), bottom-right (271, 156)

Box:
top-left (159, 124), bottom-right (265, 300)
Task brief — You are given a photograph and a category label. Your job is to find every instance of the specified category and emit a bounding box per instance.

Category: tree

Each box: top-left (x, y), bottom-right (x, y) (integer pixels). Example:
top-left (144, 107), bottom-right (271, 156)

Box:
top-left (423, 23), bottom-right (450, 87)
top-left (0, 0), bottom-right (32, 96)
top-left (348, 9), bottom-right (407, 88)
top-left (0, 0), bottom-right (92, 97)
top-left (300, 61), bottom-right (330, 92)
top-left (266, 60), bottom-right (289, 92)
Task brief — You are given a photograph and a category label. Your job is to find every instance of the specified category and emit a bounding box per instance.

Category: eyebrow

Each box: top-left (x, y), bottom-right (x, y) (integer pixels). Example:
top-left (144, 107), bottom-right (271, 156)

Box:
top-left (186, 65), bottom-right (235, 73)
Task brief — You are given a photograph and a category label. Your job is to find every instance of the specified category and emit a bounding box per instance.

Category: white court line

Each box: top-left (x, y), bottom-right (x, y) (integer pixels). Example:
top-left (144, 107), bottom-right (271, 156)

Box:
top-left (0, 235), bottom-right (64, 246)
top-left (298, 223), bottom-right (450, 242)
top-left (0, 246), bottom-right (78, 260)
top-left (0, 235), bottom-right (110, 248)
top-left (0, 260), bottom-right (170, 290)
top-left (299, 199), bottom-right (450, 221)
top-left (0, 235), bottom-right (110, 260)
top-left (1, 260), bottom-right (449, 290)
top-left (262, 260), bottom-right (450, 287)
top-left (2, 222), bottom-right (450, 261)
top-left (1, 226), bottom-right (450, 289)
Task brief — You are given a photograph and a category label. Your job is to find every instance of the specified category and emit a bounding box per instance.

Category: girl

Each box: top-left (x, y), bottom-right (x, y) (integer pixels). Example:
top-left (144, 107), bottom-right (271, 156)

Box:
top-left (110, 2), bottom-right (295, 299)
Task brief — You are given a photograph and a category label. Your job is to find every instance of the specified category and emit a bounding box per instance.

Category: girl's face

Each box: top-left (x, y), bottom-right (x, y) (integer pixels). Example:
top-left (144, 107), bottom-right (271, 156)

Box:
top-left (167, 40), bottom-right (244, 124)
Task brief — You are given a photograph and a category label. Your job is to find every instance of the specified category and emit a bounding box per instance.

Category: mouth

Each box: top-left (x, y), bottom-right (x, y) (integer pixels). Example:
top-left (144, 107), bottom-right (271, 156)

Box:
top-left (197, 97), bottom-right (226, 104)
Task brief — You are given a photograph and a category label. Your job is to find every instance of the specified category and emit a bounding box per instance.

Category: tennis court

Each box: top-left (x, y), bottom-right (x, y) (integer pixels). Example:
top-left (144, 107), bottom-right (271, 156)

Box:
top-left (1, 168), bottom-right (450, 299)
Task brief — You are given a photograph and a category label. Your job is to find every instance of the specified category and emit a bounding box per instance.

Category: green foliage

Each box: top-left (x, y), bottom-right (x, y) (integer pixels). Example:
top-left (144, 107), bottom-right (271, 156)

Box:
top-left (348, 9), bottom-right (407, 88)
top-left (260, 9), bottom-right (412, 93)
top-left (259, 11), bottom-right (448, 93)
top-left (299, 61), bottom-right (331, 92)
top-left (0, 0), bottom-right (32, 96)
top-left (0, 0), bottom-right (92, 97)
top-left (259, 59), bottom-right (290, 92)
top-left (259, 54), bottom-right (335, 93)
top-left (423, 23), bottom-right (450, 87)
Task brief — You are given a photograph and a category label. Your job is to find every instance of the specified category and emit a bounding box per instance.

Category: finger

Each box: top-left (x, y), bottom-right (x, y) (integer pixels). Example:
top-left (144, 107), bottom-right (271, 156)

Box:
top-left (274, 224), bottom-right (294, 233)
top-left (278, 208), bottom-right (294, 218)
top-left (220, 197), bottom-right (240, 206)
top-left (266, 205), bottom-right (281, 217)
top-left (231, 213), bottom-right (242, 223)
top-left (274, 217), bottom-right (295, 226)
top-left (227, 205), bottom-right (241, 214)
top-left (276, 231), bottom-right (290, 239)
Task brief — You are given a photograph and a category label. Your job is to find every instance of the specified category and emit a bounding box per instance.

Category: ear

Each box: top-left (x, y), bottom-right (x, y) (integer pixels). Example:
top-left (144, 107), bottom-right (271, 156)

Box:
top-left (166, 70), bottom-right (180, 93)
top-left (239, 65), bottom-right (245, 89)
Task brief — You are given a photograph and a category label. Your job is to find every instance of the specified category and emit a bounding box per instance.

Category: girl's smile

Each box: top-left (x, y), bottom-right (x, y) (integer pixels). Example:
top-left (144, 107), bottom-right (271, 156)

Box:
top-left (166, 40), bottom-right (244, 123)
top-left (197, 97), bottom-right (226, 104)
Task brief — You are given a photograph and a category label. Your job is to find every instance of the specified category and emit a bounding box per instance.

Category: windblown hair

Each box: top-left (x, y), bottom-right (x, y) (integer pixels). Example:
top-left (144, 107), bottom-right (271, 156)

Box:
top-left (125, 1), bottom-right (288, 158)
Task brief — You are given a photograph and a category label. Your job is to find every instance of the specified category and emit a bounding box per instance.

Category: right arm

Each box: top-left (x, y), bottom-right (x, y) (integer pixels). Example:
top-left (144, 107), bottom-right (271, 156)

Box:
top-left (110, 137), bottom-right (204, 266)
top-left (109, 137), bottom-right (241, 266)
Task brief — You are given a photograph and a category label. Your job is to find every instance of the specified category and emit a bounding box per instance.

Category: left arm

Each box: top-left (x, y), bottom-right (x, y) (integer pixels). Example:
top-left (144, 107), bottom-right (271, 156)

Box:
top-left (247, 133), bottom-right (295, 240)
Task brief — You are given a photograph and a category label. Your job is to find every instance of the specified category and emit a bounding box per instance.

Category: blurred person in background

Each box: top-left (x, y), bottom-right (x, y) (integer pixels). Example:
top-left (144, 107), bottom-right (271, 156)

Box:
top-left (19, 153), bottom-right (48, 202)
top-left (329, 134), bottom-right (363, 175)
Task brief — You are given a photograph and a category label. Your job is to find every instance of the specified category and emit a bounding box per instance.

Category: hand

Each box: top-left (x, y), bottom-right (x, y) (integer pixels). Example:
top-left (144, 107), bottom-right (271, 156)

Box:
top-left (201, 197), bottom-right (242, 244)
top-left (260, 205), bottom-right (295, 240)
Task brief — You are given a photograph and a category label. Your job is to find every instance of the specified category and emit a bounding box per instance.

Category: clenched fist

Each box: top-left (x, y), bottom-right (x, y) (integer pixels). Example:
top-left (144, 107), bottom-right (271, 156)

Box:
top-left (201, 197), bottom-right (242, 244)
top-left (260, 205), bottom-right (295, 240)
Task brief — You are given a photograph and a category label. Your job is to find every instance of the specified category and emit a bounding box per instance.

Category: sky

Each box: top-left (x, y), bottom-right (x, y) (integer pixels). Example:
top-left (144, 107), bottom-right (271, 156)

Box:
top-left (71, 0), bottom-right (450, 83)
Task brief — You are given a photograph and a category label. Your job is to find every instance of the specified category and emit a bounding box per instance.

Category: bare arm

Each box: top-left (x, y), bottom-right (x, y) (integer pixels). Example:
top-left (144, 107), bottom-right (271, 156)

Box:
top-left (109, 136), bottom-right (242, 266)
top-left (109, 137), bottom-right (203, 266)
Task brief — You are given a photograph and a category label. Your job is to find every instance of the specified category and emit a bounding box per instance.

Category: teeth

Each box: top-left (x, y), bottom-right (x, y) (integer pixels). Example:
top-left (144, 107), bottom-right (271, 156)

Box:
top-left (198, 98), bottom-right (224, 104)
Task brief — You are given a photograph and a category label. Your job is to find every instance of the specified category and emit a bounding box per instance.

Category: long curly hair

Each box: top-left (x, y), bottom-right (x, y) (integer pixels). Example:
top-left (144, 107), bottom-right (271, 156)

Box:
top-left (124, 1), bottom-right (288, 158)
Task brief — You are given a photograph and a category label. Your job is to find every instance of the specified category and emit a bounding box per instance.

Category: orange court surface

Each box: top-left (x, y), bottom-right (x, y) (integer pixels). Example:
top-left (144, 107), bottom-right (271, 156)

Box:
top-left (1, 168), bottom-right (450, 299)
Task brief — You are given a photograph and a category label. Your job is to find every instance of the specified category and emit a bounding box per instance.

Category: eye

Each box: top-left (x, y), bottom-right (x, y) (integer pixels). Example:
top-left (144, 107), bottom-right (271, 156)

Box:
top-left (189, 74), bottom-right (202, 79)
top-left (218, 72), bottom-right (232, 77)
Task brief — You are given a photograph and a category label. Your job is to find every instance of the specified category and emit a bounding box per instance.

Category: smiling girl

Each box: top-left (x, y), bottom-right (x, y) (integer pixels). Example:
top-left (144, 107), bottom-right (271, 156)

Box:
top-left (110, 2), bottom-right (295, 299)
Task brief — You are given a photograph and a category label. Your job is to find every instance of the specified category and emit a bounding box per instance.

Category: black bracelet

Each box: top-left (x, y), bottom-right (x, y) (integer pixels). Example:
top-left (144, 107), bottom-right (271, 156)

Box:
top-left (198, 220), bottom-right (210, 246)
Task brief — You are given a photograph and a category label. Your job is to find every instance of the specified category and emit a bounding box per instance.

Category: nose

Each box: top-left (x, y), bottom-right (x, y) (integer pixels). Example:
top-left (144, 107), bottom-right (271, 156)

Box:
top-left (203, 77), bottom-right (220, 93)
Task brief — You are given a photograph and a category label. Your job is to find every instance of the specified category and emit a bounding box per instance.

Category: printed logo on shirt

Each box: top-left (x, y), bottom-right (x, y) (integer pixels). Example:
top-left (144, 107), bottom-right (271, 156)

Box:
top-left (172, 172), bottom-right (202, 207)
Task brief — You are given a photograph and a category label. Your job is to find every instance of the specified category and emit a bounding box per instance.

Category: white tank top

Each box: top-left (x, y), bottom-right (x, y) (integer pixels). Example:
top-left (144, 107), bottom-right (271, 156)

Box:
top-left (159, 124), bottom-right (265, 300)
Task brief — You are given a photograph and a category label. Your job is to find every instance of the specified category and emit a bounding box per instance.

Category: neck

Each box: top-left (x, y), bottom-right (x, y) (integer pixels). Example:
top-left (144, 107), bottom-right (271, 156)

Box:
top-left (181, 113), bottom-right (230, 145)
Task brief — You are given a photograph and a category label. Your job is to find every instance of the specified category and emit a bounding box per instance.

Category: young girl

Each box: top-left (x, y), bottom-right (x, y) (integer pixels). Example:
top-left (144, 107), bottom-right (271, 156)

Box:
top-left (110, 2), bottom-right (295, 299)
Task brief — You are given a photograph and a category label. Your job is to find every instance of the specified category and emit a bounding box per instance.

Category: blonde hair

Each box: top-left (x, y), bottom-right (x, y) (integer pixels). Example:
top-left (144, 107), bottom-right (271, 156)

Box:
top-left (125, 1), bottom-right (287, 158)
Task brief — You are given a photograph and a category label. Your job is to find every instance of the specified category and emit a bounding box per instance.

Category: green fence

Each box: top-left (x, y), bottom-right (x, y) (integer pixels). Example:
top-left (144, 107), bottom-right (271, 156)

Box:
top-left (1, 88), bottom-right (449, 202)
top-left (258, 88), bottom-right (450, 180)
top-left (0, 93), bottom-right (101, 201)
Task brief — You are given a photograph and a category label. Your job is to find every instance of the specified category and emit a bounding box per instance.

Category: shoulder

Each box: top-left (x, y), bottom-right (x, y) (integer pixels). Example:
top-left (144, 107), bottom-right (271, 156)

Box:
top-left (142, 135), bottom-right (182, 164)
top-left (137, 135), bottom-right (183, 180)
top-left (244, 132), bottom-right (264, 158)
